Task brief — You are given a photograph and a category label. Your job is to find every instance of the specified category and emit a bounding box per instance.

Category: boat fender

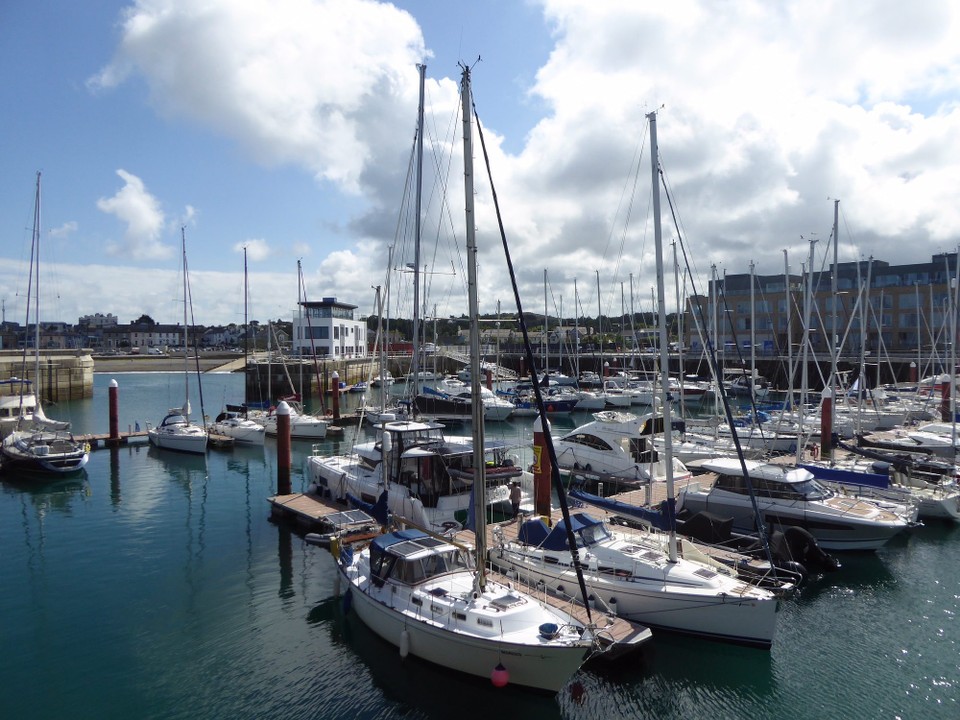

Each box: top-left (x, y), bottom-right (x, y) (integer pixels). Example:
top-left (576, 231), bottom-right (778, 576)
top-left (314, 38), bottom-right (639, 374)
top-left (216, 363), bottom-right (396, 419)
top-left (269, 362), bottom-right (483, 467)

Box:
top-left (491, 663), bottom-right (510, 688)
top-left (342, 589), bottom-right (352, 615)
top-left (399, 629), bottom-right (410, 658)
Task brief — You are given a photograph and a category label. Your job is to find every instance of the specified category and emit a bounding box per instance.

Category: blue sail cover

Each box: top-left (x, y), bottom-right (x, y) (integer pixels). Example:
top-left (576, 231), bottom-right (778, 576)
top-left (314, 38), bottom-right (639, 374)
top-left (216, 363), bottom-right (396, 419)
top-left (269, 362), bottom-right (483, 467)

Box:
top-left (569, 487), bottom-right (674, 531)
top-left (518, 515), bottom-right (604, 549)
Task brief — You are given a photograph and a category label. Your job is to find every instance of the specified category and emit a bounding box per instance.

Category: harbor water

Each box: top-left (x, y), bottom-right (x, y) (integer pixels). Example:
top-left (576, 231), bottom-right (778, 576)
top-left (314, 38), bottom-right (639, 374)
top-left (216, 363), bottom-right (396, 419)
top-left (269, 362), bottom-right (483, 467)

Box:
top-left (1, 373), bottom-right (958, 719)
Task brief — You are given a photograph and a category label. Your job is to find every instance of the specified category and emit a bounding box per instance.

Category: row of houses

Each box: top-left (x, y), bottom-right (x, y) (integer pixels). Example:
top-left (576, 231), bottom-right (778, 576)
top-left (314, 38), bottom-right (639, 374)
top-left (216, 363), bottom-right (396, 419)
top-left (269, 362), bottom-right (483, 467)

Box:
top-left (0, 297), bottom-right (372, 358)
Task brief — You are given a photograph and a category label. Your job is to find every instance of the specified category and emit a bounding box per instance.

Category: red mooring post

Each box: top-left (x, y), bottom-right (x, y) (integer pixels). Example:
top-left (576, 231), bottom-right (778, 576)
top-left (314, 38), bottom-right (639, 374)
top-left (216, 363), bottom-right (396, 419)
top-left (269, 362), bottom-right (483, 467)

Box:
top-left (485, 367), bottom-right (493, 390)
top-left (820, 388), bottom-right (833, 459)
top-left (331, 370), bottom-right (340, 420)
top-left (909, 362), bottom-right (917, 385)
top-left (532, 414), bottom-right (552, 520)
top-left (108, 378), bottom-right (119, 443)
top-left (276, 401), bottom-right (291, 495)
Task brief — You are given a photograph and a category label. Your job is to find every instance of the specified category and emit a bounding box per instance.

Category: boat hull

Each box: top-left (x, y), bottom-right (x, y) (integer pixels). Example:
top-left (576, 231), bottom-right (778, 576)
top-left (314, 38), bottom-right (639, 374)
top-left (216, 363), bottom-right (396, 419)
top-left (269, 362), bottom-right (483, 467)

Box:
top-left (340, 564), bottom-right (588, 692)
top-left (491, 548), bottom-right (777, 649)
top-left (148, 428), bottom-right (208, 454)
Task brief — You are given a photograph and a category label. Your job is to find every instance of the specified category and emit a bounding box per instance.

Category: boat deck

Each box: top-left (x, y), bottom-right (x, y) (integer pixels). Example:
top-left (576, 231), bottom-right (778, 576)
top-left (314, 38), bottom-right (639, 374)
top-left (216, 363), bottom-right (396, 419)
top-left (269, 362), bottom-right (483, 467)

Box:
top-left (268, 490), bottom-right (651, 656)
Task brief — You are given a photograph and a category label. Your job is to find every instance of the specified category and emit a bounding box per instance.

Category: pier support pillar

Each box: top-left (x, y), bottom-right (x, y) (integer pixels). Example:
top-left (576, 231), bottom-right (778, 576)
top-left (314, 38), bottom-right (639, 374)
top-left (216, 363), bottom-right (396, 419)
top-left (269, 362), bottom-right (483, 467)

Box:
top-left (276, 401), bottom-right (292, 495)
top-left (532, 415), bottom-right (552, 520)
top-left (331, 371), bottom-right (340, 421)
top-left (108, 379), bottom-right (120, 444)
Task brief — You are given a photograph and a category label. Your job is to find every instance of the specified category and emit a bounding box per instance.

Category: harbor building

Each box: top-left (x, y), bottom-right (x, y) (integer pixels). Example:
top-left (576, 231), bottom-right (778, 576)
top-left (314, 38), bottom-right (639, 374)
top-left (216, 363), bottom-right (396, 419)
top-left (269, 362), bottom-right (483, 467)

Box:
top-left (683, 252), bottom-right (959, 360)
top-left (292, 297), bottom-right (368, 359)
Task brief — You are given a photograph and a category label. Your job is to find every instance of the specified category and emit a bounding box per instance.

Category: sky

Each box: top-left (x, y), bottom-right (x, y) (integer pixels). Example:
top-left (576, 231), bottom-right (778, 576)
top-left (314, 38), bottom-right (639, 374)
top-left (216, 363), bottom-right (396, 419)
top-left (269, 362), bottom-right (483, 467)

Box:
top-left (2, 0), bottom-right (960, 330)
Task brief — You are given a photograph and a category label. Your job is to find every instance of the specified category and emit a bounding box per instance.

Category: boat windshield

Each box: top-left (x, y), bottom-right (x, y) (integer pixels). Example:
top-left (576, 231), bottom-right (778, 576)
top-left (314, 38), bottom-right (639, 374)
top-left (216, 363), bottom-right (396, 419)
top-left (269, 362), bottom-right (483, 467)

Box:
top-left (793, 478), bottom-right (833, 501)
top-left (577, 522), bottom-right (612, 547)
top-left (390, 548), bottom-right (471, 585)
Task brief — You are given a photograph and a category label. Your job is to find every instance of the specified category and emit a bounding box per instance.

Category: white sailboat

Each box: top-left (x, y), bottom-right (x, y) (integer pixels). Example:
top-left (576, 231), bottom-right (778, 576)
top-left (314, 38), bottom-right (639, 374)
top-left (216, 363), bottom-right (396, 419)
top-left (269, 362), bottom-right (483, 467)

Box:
top-left (1, 172), bottom-right (88, 477)
top-left (148, 229), bottom-right (208, 455)
top-left (332, 65), bottom-right (597, 691)
top-left (490, 113), bottom-right (781, 648)
top-left (211, 248), bottom-right (265, 445)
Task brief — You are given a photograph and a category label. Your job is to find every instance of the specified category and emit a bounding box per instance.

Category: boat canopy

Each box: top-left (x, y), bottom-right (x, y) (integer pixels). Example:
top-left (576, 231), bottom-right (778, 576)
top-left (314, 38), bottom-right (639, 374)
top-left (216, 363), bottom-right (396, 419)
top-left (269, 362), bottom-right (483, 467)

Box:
top-left (518, 513), bottom-right (609, 551)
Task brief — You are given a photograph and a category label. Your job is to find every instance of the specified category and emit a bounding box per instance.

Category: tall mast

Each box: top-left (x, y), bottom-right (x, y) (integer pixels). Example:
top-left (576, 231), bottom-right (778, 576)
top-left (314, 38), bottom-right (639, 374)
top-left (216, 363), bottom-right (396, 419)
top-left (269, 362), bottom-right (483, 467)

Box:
top-left (460, 65), bottom-right (487, 590)
top-left (243, 246), bottom-right (249, 404)
top-left (647, 111), bottom-right (678, 563)
top-left (410, 63), bottom-right (426, 397)
top-left (33, 172), bottom-right (41, 397)
top-left (750, 259), bottom-right (756, 403)
top-left (783, 250), bottom-right (792, 407)
top-left (544, 269), bottom-right (548, 375)
top-left (829, 200), bottom-right (840, 446)
top-left (181, 227), bottom-right (191, 418)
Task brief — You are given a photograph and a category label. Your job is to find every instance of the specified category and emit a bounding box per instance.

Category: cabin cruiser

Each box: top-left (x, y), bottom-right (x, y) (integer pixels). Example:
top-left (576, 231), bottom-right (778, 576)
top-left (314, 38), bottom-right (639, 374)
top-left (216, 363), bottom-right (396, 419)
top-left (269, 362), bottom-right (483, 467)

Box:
top-left (677, 457), bottom-right (915, 551)
top-left (307, 417), bottom-right (524, 532)
top-left (553, 411), bottom-right (692, 486)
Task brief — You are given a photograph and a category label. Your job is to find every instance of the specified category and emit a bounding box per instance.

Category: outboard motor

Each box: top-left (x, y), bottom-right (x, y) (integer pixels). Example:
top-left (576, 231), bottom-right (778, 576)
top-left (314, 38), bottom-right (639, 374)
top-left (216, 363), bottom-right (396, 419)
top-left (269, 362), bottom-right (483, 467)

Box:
top-left (780, 526), bottom-right (841, 574)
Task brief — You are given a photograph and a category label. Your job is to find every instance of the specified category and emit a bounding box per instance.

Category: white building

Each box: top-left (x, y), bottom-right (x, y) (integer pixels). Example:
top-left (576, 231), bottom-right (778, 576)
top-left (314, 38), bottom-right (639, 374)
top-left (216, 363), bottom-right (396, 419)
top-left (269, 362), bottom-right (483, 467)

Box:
top-left (292, 297), bottom-right (367, 359)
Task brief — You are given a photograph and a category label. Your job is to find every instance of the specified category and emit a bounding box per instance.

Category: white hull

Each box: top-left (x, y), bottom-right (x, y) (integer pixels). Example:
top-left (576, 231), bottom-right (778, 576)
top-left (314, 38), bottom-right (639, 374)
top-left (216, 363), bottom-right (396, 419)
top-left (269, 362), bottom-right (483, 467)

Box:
top-left (148, 426), bottom-right (208, 454)
top-left (263, 414), bottom-right (328, 439)
top-left (339, 544), bottom-right (590, 692)
top-left (491, 548), bottom-right (777, 648)
top-left (212, 419), bottom-right (266, 445)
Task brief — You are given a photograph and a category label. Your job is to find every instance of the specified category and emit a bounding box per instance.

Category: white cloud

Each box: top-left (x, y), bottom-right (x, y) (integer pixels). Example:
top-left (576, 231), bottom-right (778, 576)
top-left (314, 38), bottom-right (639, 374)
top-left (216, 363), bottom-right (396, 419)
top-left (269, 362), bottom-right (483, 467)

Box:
top-left (90, 0), bottom-right (427, 194)
top-left (234, 239), bottom-right (271, 262)
top-left (62, 0), bottom-right (960, 323)
top-left (49, 221), bottom-right (78, 240)
top-left (96, 169), bottom-right (172, 260)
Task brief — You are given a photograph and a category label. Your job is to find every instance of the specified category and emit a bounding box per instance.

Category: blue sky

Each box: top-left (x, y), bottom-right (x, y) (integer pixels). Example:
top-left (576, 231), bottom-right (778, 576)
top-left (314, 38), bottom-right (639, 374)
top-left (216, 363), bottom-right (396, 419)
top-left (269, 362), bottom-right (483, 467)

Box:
top-left (2, 1), bottom-right (960, 329)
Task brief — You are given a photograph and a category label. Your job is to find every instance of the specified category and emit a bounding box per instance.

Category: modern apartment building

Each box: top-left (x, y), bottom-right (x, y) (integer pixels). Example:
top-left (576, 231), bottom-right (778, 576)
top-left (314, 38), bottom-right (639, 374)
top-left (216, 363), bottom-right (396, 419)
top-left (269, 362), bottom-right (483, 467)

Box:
top-left (683, 252), bottom-right (959, 359)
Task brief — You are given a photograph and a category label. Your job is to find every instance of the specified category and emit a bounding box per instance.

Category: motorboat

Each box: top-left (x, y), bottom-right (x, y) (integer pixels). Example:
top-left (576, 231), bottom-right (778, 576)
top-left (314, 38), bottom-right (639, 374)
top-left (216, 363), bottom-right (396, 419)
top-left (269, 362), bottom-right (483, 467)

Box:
top-left (678, 457), bottom-right (914, 551)
top-left (553, 411), bottom-right (692, 486)
top-left (210, 410), bottom-right (265, 445)
top-left (308, 417), bottom-right (524, 532)
top-left (490, 512), bottom-right (781, 648)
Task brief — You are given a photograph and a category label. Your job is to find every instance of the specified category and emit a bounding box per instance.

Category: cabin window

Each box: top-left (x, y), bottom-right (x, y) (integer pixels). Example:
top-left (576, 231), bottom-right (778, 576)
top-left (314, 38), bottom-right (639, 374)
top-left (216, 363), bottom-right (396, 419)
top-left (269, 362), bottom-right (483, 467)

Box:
top-left (565, 433), bottom-right (612, 452)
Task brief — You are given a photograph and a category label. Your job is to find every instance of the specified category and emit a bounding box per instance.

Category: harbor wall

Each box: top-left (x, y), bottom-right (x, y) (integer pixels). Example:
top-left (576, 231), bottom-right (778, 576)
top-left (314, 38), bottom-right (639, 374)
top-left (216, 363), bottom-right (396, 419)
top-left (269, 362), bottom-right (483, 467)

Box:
top-left (0, 350), bottom-right (95, 402)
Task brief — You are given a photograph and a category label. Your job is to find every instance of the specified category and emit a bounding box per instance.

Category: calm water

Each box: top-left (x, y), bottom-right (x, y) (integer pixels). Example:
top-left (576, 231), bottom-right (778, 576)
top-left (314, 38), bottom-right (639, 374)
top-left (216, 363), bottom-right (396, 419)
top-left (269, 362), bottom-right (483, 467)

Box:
top-left (1, 373), bottom-right (958, 719)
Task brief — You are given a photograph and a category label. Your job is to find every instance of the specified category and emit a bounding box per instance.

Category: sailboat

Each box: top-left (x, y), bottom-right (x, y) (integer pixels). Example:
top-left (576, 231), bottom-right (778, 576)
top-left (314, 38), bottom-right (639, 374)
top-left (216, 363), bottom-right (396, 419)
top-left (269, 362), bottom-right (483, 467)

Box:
top-left (489, 113), bottom-right (781, 648)
top-left (211, 248), bottom-right (265, 445)
top-left (147, 229), bottom-right (208, 455)
top-left (331, 65), bottom-right (598, 692)
top-left (1, 173), bottom-right (88, 477)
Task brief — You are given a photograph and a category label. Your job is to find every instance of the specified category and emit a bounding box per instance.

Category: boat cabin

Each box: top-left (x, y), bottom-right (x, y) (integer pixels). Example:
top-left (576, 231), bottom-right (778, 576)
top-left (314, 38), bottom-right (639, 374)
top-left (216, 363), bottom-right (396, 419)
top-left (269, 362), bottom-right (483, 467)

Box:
top-left (708, 461), bottom-right (832, 502)
top-left (368, 530), bottom-right (472, 587)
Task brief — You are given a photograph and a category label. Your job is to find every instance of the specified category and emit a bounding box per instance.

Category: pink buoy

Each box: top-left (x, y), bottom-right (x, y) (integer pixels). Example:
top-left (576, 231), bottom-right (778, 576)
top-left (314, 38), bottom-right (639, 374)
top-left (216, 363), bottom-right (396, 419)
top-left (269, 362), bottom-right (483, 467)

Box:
top-left (491, 662), bottom-right (509, 688)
